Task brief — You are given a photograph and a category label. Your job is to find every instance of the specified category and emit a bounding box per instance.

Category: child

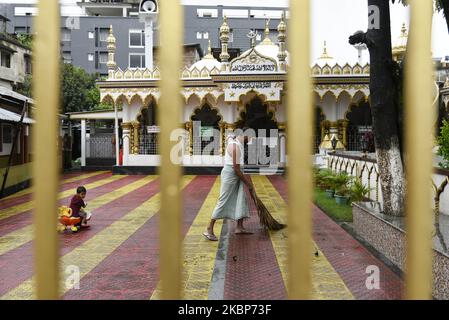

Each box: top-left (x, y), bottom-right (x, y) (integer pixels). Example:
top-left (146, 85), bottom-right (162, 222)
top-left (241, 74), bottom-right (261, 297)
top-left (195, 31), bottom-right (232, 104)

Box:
top-left (69, 186), bottom-right (92, 231)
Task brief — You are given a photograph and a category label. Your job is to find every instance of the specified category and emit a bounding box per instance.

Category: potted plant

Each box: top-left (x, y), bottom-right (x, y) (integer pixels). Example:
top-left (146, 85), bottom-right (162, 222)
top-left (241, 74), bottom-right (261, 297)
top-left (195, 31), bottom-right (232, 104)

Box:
top-left (315, 168), bottom-right (333, 191)
top-left (322, 170), bottom-right (337, 198)
top-left (335, 185), bottom-right (351, 205)
top-left (333, 172), bottom-right (353, 204)
top-left (350, 178), bottom-right (372, 202)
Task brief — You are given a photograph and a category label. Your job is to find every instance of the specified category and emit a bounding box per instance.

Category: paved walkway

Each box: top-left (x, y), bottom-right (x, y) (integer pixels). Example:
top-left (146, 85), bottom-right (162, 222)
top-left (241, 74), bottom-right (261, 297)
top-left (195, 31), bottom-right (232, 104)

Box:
top-left (0, 172), bottom-right (402, 300)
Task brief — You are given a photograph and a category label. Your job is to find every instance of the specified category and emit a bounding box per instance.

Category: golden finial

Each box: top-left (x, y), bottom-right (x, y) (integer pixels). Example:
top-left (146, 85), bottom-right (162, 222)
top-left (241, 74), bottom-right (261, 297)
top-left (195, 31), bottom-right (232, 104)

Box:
top-left (265, 17), bottom-right (270, 38)
top-left (401, 22), bottom-right (408, 37)
top-left (220, 15), bottom-right (230, 65)
top-left (277, 13), bottom-right (287, 68)
top-left (260, 17), bottom-right (273, 45)
top-left (220, 15), bottom-right (229, 34)
top-left (107, 25), bottom-right (116, 74)
top-left (319, 41), bottom-right (332, 59)
top-left (204, 39), bottom-right (214, 59)
top-left (277, 12), bottom-right (286, 32)
top-left (107, 25), bottom-right (116, 45)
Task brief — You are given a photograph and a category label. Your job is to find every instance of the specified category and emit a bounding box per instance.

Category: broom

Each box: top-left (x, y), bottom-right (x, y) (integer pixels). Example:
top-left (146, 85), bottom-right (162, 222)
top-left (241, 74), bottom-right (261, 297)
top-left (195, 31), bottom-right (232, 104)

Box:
top-left (249, 189), bottom-right (286, 231)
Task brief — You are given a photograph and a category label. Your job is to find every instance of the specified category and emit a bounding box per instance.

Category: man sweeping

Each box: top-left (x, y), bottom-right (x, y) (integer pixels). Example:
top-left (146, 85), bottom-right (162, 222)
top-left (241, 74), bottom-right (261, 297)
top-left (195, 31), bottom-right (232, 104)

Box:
top-left (203, 128), bottom-right (285, 242)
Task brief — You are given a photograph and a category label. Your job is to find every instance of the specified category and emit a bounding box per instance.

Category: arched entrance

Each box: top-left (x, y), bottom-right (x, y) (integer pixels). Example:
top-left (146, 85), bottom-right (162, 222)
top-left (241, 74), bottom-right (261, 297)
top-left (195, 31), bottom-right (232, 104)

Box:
top-left (137, 100), bottom-right (158, 155)
top-left (315, 107), bottom-right (325, 153)
top-left (191, 103), bottom-right (222, 155)
top-left (235, 95), bottom-right (279, 165)
top-left (346, 99), bottom-right (373, 151)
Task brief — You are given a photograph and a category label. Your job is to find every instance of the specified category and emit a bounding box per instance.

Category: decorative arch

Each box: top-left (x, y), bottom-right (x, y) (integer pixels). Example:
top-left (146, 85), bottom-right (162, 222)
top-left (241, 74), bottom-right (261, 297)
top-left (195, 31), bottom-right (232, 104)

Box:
top-left (129, 94), bottom-right (144, 106)
top-left (190, 102), bottom-right (223, 156)
top-left (101, 94), bottom-right (115, 106)
top-left (234, 95), bottom-right (278, 130)
top-left (143, 94), bottom-right (158, 108)
top-left (201, 93), bottom-right (220, 106)
top-left (336, 90), bottom-right (351, 104)
top-left (345, 99), bottom-right (373, 152)
top-left (186, 92), bottom-right (201, 105)
top-left (351, 90), bottom-right (369, 105)
top-left (314, 106), bottom-right (326, 153)
top-left (115, 94), bottom-right (130, 106)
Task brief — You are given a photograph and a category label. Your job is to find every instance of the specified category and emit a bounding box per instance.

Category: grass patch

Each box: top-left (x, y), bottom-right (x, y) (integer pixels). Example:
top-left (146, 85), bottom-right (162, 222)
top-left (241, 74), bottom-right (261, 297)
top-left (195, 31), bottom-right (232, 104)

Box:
top-left (314, 188), bottom-right (353, 222)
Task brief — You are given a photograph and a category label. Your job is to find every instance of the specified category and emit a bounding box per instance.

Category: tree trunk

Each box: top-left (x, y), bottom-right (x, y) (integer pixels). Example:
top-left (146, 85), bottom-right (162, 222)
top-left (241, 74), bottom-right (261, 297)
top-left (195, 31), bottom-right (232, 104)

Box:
top-left (440, 0), bottom-right (449, 33)
top-left (350, 0), bottom-right (405, 216)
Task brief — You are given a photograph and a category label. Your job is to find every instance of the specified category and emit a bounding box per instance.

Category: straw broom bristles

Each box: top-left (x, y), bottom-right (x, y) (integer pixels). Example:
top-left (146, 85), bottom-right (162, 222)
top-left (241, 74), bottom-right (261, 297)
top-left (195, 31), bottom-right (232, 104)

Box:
top-left (249, 190), bottom-right (286, 231)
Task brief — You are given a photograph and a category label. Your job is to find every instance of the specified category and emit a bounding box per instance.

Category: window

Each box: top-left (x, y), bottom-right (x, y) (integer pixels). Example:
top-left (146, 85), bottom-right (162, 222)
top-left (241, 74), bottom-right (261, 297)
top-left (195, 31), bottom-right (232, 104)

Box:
top-left (99, 28), bottom-right (109, 42)
top-left (25, 55), bottom-right (32, 73)
top-left (129, 30), bottom-right (145, 47)
top-left (0, 51), bottom-right (11, 68)
top-left (196, 31), bottom-right (209, 40)
top-left (88, 31), bottom-right (94, 39)
top-left (222, 9), bottom-right (248, 18)
top-left (95, 28), bottom-right (109, 47)
top-left (14, 26), bottom-right (30, 34)
top-left (88, 53), bottom-right (94, 62)
top-left (197, 9), bottom-right (218, 18)
top-left (61, 28), bottom-right (71, 42)
top-left (2, 124), bottom-right (12, 144)
top-left (14, 7), bottom-right (37, 16)
top-left (229, 31), bottom-right (234, 43)
top-left (129, 54), bottom-right (145, 68)
top-left (249, 10), bottom-right (284, 19)
top-left (99, 52), bottom-right (108, 64)
top-left (62, 51), bottom-right (72, 64)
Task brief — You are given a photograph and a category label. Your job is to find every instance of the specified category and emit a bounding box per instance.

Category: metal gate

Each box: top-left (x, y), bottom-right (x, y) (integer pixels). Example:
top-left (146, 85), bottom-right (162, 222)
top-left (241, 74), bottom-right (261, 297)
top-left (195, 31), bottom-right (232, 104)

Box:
top-left (32, 0), bottom-right (435, 300)
top-left (87, 133), bottom-right (115, 159)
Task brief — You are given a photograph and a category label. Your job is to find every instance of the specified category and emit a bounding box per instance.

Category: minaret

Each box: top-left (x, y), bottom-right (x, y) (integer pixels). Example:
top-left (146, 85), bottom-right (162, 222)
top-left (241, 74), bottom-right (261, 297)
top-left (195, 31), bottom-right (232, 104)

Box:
top-left (107, 25), bottom-right (117, 79)
top-left (277, 13), bottom-right (287, 71)
top-left (204, 39), bottom-right (214, 60)
top-left (260, 17), bottom-right (273, 45)
top-left (139, 0), bottom-right (159, 70)
top-left (219, 16), bottom-right (230, 72)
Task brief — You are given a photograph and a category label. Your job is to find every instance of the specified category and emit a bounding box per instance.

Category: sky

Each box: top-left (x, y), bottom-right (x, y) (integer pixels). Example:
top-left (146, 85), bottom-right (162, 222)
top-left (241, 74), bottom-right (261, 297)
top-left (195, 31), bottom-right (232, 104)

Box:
top-left (2, 0), bottom-right (448, 64)
top-left (183, 0), bottom-right (449, 65)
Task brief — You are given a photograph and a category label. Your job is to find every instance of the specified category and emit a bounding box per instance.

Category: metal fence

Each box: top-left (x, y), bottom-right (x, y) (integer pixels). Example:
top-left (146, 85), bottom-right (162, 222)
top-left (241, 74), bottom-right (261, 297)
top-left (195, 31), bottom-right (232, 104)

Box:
top-left (33, 0), bottom-right (434, 300)
top-left (87, 134), bottom-right (115, 158)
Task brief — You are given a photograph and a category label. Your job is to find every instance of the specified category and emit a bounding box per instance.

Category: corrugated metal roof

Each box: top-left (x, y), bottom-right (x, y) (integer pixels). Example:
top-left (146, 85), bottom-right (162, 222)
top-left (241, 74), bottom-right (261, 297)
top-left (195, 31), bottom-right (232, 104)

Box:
top-left (0, 107), bottom-right (34, 124)
top-left (0, 86), bottom-right (33, 104)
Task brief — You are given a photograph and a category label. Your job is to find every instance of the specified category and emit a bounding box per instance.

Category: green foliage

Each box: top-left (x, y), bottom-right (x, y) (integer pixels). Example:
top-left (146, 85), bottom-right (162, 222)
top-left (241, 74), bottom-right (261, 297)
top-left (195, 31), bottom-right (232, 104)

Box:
top-left (314, 188), bottom-right (353, 222)
top-left (15, 75), bottom-right (32, 97)
top-left (437, 120), bottom-right (449, 169)
top-left (333, 172), bottom-right (353, 194)
top-left (350, 178), bottom-right (372, 202)
top-left (16, 33), bottom-right (33, 48)
top-left (60, 63), bottom-right (100, 113)
top-left (314, 168), bottom-right (332, 189)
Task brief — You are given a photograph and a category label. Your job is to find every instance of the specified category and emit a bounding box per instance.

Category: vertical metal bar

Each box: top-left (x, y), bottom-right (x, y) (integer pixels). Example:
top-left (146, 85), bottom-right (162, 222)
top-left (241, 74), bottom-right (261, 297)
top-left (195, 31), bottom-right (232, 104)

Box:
top-left (287, 0), bottom-right (312, 299)
top-left (405, 0), bottom-right (434, 300)
top-left (115, 102), bottom-right (119, 166)
top-left (32, 0), bottom-right (60, 299)
top-left (158, 0), bottom-right (183, 299)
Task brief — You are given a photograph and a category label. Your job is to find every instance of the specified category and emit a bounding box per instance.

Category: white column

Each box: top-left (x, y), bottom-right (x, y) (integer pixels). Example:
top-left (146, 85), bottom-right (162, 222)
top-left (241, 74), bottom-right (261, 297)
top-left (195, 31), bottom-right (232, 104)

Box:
top-left (115, 104), bottom-right (120, 166)
top-left (122, 127), bottom-right (130, 166)
top-left (81, 119), bottom-right (86, 167)
top-left (144, 19), bottom-right (154, 70)
top-left (280, 132), bottom-right (286, 164)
